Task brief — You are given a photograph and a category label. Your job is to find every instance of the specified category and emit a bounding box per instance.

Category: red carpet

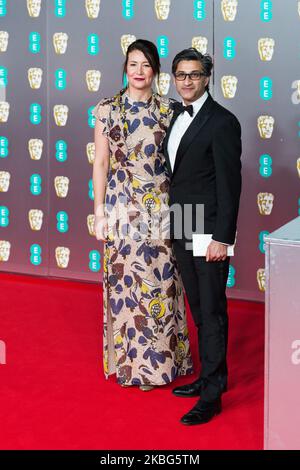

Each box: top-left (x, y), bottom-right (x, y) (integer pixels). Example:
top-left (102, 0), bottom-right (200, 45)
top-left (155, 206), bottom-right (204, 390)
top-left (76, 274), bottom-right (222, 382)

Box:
top-left (0, 272), bottom-right (264, 450)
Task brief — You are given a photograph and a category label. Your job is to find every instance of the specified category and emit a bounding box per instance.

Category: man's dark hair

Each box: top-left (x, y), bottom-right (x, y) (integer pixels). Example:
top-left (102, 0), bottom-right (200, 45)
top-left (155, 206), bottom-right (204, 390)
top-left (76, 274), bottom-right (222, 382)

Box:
top-left (172, 48), bottom-right (213, 91)
top-left (123, 39), bottom-right (161, 79)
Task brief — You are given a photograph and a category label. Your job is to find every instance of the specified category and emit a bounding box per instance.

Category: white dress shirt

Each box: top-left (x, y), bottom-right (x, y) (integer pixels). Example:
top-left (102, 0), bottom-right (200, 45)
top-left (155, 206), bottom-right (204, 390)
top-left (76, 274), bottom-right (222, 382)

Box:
top-left (167, 91), bottom-right (208, 171)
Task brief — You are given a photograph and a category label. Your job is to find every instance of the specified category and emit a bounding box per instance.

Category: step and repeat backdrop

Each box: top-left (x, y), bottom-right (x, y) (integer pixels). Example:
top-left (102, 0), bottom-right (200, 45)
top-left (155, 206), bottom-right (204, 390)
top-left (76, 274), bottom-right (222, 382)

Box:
top-left (0, 0), bottom-right (299, 300)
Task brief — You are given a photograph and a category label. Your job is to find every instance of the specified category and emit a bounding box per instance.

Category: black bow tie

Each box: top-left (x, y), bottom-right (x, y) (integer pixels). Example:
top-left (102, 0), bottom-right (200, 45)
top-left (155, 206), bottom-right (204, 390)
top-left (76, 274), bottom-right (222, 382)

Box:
top-left (173, 102), bottom-right (194, 117)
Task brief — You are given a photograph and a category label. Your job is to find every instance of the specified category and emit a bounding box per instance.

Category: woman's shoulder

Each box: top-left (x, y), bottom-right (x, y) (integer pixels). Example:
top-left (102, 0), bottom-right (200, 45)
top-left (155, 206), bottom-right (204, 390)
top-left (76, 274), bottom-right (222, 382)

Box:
top-left (153, 94), bottom-right (176, 118)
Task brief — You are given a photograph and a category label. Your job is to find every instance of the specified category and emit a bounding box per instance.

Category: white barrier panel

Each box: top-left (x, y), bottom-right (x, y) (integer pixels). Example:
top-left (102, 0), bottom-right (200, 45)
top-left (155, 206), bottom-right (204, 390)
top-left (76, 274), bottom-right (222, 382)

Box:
top-left (264, 217), bottom-right (300, 450)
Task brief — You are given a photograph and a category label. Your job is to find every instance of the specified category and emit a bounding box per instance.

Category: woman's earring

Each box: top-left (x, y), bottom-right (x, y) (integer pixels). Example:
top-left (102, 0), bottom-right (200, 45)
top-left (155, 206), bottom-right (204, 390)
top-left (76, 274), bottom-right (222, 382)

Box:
top-left (122, 73), bottom-right (128, 88)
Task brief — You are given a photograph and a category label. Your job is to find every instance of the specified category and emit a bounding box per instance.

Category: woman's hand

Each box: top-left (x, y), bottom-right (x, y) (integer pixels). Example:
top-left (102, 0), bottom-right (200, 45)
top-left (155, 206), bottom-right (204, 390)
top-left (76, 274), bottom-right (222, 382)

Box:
top-left (94, 215), bottom-right (108, 241)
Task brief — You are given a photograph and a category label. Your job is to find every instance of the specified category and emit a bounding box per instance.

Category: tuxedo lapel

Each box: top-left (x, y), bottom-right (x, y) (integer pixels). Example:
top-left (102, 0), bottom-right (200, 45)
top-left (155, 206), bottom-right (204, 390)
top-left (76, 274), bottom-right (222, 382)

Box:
top-left (163, 108), bottom-right (179, 177)
top-left (172, 95), bottom-right (215, 178)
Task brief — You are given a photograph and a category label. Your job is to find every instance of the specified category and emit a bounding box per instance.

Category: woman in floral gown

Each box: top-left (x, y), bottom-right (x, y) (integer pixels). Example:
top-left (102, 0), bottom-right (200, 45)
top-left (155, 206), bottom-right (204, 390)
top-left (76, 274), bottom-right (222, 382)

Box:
top-left (92, 39), bottom-right (193, 390)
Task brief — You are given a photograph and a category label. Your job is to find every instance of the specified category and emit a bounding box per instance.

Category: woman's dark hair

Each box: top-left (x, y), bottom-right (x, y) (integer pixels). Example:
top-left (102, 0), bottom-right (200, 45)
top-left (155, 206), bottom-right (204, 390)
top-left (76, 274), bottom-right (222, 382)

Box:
top-left (123, 39), bottom-right (161, 79)
top-left (172, 48), bottom-right (213, 91)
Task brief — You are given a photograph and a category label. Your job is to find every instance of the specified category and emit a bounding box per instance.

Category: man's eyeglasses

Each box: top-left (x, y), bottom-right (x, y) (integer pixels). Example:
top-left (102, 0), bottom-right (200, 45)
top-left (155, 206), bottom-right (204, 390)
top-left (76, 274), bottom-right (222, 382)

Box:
top-left (174, 71), bottom-right (206, 81)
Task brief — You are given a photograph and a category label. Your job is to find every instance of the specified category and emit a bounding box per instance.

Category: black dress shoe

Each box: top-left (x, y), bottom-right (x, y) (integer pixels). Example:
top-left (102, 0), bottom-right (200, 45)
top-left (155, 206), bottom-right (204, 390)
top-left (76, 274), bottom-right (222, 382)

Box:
top-left (172, 378), bottom-right (204, 397)
top-left (180, 397), bottom-right (222, 425)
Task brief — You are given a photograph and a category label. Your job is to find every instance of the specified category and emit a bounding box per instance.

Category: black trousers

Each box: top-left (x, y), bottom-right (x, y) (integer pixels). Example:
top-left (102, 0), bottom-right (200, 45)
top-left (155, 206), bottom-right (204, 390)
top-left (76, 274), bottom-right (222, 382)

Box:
top-left (173, 240), bottom-right (230, 402)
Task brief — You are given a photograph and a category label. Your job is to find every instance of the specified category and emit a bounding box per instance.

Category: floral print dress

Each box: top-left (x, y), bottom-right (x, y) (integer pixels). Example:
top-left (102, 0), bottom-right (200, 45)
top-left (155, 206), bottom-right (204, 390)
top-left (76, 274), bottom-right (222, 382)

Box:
top-left (93, 89), bottom-right (193, 386)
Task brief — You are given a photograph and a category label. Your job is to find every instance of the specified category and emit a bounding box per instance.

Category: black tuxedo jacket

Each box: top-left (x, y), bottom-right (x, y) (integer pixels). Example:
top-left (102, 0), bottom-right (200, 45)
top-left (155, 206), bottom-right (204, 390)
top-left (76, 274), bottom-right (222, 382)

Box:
top-left (163, 94), bottom-right (242, 246)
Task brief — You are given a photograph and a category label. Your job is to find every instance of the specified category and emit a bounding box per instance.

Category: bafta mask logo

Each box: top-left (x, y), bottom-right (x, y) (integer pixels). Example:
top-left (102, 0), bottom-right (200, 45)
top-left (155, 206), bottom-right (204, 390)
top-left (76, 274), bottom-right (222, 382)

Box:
top-left (87, 214), bottom-right (96, 236)
top-left (86, 70), bottom-right (101, 92)
top-left (258, 38), bottom-right (275, 61)
top-left (0, 101), bottom-right (9, 123)
top-left (157, 72), bottom-right (171, 96)
top-left (297, 80), bottom-right (300, 100)
top-left (28, 67), bottom-right (43, 89)
top-left (27, 0), bottom-right (42, 17)
top-left (0, 240), bottom-right (11, 262)
top-left (86, 142), bottom-right (95, 164)
top-left (28, 209), bottom-right (43, 231)
top-left (54, 176), bottom-right (69, 198)
top-left (297, 158), bottom-right (300, 178)
top-left (53, 32), bottom-right (68, 55)
top-left (155, 0), bottom-right (171, 20)
top-left (55, 246), bottom-right (70, 269)
top-left (257, 268), bottom-right (266, 292)
top-left (221, 75), bottom-right (238, 99)
top-left (0, 171), bottom-right (10, 192)
top-left (53, 105), bottom-right (69, 126)
top-left (85, 0), bottom-right (101, 19)
top-left (257, 115), bottom-right (275, 139)
top-left (221, 0), bottom-right (238, 21)
top-left (191, 36), bottom-right (208, 54)
top-left (0, 31), bottom-right (9, 52)
top-left (28, 138), bottom-right (43, 161)
top-left (120, 34), bottom-right (136, 56)
top-left (257, 192), bottom-right (274, 215)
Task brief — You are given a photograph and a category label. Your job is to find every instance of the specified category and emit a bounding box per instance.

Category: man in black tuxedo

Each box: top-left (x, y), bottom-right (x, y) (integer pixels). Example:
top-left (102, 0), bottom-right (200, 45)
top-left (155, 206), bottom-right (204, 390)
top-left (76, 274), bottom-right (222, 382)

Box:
top-left (163, 48), bottom-right (242, 425)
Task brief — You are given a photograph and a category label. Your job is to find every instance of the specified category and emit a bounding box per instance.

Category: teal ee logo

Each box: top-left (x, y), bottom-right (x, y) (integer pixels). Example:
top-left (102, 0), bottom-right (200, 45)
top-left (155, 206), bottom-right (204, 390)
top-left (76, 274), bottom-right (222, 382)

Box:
top-left (227, 265), bottom-right (236, 288)
top-left (0, 206), bottom-right (9, 227)
top-left (57, 211), bottom-right (69, 232)
top-left (88, 179), bottom-right (94, 200)
top-left (260, 77), bottom-right (272, 101)
top-left (157, 36), bottom-right (169, 58)
top-left (55, 0), bottom-right (66, 17)
top-left (0, 66), bottom-right (8, 88)
top-left (89, 250), bottom-right (101, 272)
top-left (88, 106), bottom-right (96, 128)
top-left (0, 136), bottom-right (8, 158)
top-left (30, 174), bottom-right (42, 195)
top-left (223, 37), bottom-right (236, 60)
top-left (194, 0), bottom-right (206, 21)
top-left (122, 0), bottom-right (134, 19)
top-left (30, 244), bottom-right (42, 266)
top-left (259, 231), bottom-right (269, 254)
top-left (56, 140), bottom-right (68, 162)
top-left (260, 0), bottom-right (272, 22)
top-left (30, 103), bottom-right (42, 125)
top-left (0, 0), bottom-right (7, 16)
top-left (29, 32), bottom-right (41, 54)
top-left (87, 34), bottom-right (99, 55)
top-left (259, 154), bottom-right (272, 178)
top-left (55, 69), bottom-right (67, 90)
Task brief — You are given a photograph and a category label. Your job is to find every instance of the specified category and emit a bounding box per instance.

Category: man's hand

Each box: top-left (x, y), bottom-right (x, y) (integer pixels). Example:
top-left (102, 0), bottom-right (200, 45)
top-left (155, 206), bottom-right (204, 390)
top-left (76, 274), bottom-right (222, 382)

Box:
top-left (206, 240), bottom-right (227, 262)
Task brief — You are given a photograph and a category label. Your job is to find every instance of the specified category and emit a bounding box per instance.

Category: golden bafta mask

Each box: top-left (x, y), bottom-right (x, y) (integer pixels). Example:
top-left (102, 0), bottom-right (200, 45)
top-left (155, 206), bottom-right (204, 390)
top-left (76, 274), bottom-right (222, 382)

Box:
top-left (297, 158), bottom-right (300, 178)
top-left (86, 142), bottom-right (95, 164)
top-left (221, 0), bottom-right (238, 21)
top-left (0, 101), bottom-right (10, 123)
top-left (87, 214), bottom-right (96, 236)
top-left (27, 0), bottom-right (42, 17)
top-left (28, 139), bottom-right (43, 161)
top-left (0, 31), bottom-right (9, 52)
top-left (55, 246), bottom-right (70, 269)
top-left (28, 67), bottom-right (43, 89)
top-left (28, 209), bottom-right (44, 231)
top-left (53, 32), bottom-right (68, 55)
top-left (257, 268), bottom-right (266, 292)
top-left (258, 38), bottom-right (275, 61)
top-left (53, 105), bottom-right (69, 126)
top-left (0, 171), bottom-right (10, 192)
top-left (120, 34), bottom-right (136, 56)
top-left (221, 75), bottom-right (238, 99)
top-left (86, 70), bottom-right (101, 92)
top-left (191, 36), bottom-right (208, 54)
top-left (85, 0), bottom-right (101, 19)
top-left (0, 240), bottom-right (11, 262)
top-left (155, 0), bottom-right (171, 20)
top-left (297, 80), bottom-right (300, 100)
top-left (54, 176), bottom-right (69, 198)
top-left (257, 115), bottom-right (275, 139)
top-left (157, 72), bottom-right (171, 96)
top-left (257, 192), bottom-right (274, 216)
